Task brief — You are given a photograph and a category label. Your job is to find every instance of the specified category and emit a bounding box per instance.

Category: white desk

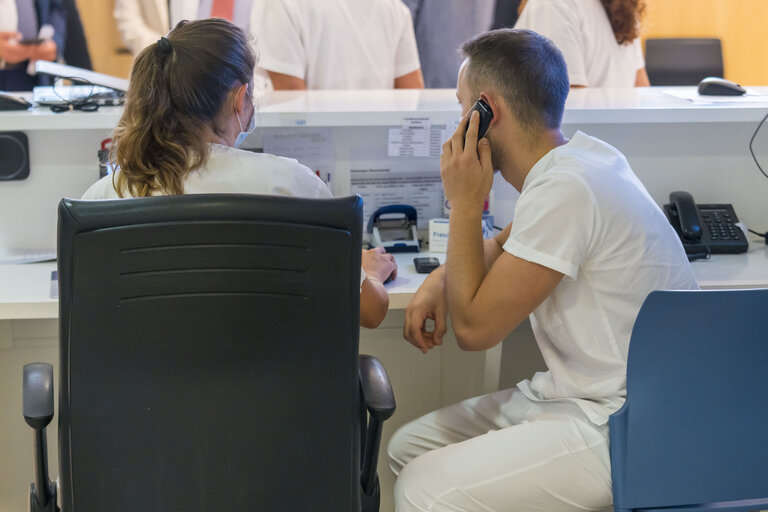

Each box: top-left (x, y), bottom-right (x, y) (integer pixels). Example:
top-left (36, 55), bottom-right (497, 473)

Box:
top-left (2, 244), bottom-right (767, 321)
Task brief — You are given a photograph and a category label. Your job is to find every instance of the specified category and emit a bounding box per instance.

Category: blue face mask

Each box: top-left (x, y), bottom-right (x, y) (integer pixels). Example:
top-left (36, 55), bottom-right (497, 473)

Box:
top-left (234, 91), bottom-right (256, 148)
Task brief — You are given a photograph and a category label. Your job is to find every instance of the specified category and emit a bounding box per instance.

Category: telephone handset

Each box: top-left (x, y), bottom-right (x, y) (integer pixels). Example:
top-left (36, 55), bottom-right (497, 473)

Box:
top-left (663, 191), bottom-right (748, 258)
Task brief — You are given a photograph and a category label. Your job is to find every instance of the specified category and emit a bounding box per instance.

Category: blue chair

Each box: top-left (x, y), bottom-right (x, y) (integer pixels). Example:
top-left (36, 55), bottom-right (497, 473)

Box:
top-left (609, 289), bottom-right (768, 512)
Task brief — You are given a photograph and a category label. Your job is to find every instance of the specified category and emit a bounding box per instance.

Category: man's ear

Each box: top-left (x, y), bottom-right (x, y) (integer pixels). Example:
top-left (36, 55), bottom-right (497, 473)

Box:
top-left (479, 92), bottom-right (500, 127)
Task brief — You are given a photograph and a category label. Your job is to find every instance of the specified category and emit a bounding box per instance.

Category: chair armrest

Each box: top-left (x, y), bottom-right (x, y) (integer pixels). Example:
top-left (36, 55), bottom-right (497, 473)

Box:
top-left (23, 363), bottom-right (54, 430)
top-left (359, 355), bottom-right (395, 422)
top-left (23, 363), bottom-right (57, 512)
top-left (358, 355), bottom-right (395, 500)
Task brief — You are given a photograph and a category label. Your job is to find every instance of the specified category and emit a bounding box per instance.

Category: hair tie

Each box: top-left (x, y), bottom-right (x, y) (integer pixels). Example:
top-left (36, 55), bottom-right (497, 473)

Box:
top-left (157, 37), bottom-right (172, 55)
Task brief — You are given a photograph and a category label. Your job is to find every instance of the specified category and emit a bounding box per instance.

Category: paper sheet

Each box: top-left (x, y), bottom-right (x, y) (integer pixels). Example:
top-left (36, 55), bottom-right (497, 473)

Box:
top-left (350, 169), bottom-right (444, 229)
top-left (664, 90), bottom-right (768, 104)
top-left (261, 128), bottom-right (335, 185)
top-left (0, 249), bottom-right (56, 264)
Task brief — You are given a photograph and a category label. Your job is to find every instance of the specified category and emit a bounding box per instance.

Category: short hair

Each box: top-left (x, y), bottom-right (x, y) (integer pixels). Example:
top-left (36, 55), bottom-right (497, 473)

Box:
top-left (461, 29), bottom-right (569, 131)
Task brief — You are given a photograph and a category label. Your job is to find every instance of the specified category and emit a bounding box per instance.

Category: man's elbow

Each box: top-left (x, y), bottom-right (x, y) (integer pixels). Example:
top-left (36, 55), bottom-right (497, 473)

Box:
top-left (452, 320), bottom-right (496, 352)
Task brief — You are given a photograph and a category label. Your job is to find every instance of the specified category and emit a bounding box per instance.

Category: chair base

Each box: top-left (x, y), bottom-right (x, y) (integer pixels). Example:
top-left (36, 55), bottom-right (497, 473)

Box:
top-left (29, 482), bottom-right (58, 512)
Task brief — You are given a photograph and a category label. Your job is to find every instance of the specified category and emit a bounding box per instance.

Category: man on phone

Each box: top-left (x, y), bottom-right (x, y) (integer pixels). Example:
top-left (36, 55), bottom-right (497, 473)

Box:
top-left (0, 0), bottom-right (66, 91)
top-left (387, 29), bottom-right (697, 511)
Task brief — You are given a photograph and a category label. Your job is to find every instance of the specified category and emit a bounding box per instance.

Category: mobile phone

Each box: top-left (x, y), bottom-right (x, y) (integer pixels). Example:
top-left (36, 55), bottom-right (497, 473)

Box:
top-left (464, 98), bottom-right (493, 141)
top-left (19, 38), bottom-right (44, 45)
top-left (413, 257), bottom-right (440, 274)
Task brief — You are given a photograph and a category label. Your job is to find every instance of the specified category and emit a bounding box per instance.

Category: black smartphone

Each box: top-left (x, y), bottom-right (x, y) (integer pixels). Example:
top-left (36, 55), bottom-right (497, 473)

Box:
top-left (19, 38), bottom-right (44, 45)
top-left (464, 99), bottom-right (493, 141)
top-left (413, 257), bottom-right (440, 274)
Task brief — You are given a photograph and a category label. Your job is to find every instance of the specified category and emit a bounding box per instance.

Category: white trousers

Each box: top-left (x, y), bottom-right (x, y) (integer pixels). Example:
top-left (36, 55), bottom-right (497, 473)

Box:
top-left (387, 387), bottom-right (613, 512)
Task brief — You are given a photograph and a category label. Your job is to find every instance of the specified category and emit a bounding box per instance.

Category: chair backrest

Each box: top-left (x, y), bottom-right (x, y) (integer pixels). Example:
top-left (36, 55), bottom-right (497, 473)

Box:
top-left (57, 194), bottom-right (363, 512)
top-left (609, 289), bottom-right (768, 511)
top-left (645, 38), bottom-right (724, 85)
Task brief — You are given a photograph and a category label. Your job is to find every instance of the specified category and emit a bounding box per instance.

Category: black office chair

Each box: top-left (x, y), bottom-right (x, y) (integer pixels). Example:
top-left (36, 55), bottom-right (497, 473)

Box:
top-left (645, 38), bottom-right (724, 85)
top-left (22, 194), bottom-right (395, 512)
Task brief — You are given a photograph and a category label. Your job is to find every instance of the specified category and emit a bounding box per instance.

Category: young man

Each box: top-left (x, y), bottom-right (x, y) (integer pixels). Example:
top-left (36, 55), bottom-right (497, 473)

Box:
top-left (388, 29), bottom-right (697, 511)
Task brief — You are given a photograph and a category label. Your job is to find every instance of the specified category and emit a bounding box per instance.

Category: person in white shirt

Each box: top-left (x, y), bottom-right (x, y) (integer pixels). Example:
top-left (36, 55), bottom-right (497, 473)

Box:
top-left (515, 0), bottom-right (649, 87)
top-left (113, 0), bottom-right (255, 56)
top-left (388, 29), bottom-right (696, 511)
top-left (83, 18), bottom-right (396, 328)
top-left (253, 0), bottom-right (424, 90)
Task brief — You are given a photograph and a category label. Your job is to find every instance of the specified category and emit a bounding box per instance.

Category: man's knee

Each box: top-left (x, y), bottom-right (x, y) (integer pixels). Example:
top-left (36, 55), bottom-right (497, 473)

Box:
top-left (387, 423), bottom-right (412, 476)
top-left (393, 451), bottom-right (446, 512)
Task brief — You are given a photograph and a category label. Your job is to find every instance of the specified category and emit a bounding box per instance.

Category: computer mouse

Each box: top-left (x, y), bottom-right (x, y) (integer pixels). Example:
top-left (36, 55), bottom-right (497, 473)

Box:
top-left (697, 77), bottom-right (746, 96)
top-left (0, 92), bottom-right (32, 111)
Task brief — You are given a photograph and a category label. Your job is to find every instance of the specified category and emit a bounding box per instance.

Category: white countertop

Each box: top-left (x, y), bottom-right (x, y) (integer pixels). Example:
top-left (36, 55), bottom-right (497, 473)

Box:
top-left (4, 87), bottom-right (768, 131)
top-left (2, 246), bottom-right (766, 320)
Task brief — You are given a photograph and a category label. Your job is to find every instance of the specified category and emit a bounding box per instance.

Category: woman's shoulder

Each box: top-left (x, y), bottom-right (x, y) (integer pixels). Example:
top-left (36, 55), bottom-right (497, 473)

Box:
top-left (206, 145), bottom-right (332, 198)
top-left (81, 174), bottom-right (121, 199)
top-left (210, 144), bottom-right (308, 172)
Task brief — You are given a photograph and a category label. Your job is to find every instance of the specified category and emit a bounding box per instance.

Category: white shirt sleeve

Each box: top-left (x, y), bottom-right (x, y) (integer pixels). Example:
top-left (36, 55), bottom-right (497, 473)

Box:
top-left (393, 2), bottom-right (422, 78)
top-left (255, 0), bottom-right (307, 79)
top-left (113, 0), bottom-right (165, 56)
top-left (515, 0), bottom-right (587, 86)
top-left (502, 171), bottom-right (597, 279)
top-left (0, 0), bottom-right (17, 32)
top-left (631, 37), bottom-right (645, 71)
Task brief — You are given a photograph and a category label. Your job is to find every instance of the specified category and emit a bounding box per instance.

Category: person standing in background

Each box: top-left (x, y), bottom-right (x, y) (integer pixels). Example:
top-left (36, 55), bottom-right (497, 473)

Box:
top-left (516, 0), bottom-right (649, 87)
top-left (253, 0), bottom-right (424, 90)
top-left (114, 0), bottom-right (255, 56)
top-left (62, 0), bottom-right (91, 69)
top-left (402, 0), bottom-right (495, 89)
top-left (0, 0), bottom-right (66, 91)
top-left (491, 0), bottom-right (522, 29)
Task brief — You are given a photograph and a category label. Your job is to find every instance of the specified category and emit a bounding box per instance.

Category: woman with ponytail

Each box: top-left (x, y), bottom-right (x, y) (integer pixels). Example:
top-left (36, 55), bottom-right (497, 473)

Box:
top-left (83, 18), bottom-right (395, 328)
top-left (515, 0), bottom-right (649, 87)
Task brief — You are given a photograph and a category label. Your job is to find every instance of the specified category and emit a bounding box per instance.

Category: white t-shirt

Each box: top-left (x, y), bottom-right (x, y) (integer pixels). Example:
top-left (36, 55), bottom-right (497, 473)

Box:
top-left (515, 0), bottom-right (645, 87)
top-left (82, 144), bottom-right (332, 200)
top-left (504, 131), bottom-right (698, 425)
top-left (253, 0), bottom-right (421, 89)
top-left (81, 143), bottom-right (370, 287)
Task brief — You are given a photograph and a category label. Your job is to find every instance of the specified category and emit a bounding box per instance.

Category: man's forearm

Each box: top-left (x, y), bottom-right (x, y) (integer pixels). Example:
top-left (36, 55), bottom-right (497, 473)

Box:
top-left (446, 206), bottom-right (486, 325)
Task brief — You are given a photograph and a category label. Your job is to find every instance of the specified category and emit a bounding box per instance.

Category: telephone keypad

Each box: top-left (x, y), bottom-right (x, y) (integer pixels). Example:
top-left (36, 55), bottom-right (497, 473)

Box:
top-left (699, 205), bottom-right (748, 251)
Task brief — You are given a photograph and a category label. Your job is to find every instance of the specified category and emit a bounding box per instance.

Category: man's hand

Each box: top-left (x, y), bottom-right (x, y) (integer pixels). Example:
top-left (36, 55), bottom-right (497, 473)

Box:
top-left (31, 40), bottom-right (57, 63)
top-left (362, 247), bottom-right (397, 284)
top-left (0, 32), bottom-right (32, 64)
top-left (403, 267), bottom-right (448, 353)
top-left (440, 110), bottom-right (494, 211)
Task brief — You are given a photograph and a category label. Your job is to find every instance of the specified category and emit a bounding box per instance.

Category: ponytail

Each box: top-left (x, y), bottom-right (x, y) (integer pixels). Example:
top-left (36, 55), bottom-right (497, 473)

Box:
top-left (111, 19), bottom-right (257, 197)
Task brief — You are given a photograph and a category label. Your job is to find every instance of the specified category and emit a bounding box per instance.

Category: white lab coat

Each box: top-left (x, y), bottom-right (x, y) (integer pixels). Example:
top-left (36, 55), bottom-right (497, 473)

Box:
top-left (113, 0), bottom-right (200, 56)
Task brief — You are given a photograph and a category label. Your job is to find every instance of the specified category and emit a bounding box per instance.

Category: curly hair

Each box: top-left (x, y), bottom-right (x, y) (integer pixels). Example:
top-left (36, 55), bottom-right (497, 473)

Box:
top-left (112, 18), bottom-right (256, 197)
top-left (600, 0), bottom-right (645, 45)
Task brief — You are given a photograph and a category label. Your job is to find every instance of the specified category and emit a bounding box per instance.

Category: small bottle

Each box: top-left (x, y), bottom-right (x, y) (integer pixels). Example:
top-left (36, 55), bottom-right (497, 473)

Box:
top-left (98, 138), bottom-right (112, 178)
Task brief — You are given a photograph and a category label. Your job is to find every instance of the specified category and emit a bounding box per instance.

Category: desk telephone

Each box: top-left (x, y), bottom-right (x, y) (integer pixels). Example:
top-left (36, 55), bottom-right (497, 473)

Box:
top-left (664, 191), bottom-right (748, 259)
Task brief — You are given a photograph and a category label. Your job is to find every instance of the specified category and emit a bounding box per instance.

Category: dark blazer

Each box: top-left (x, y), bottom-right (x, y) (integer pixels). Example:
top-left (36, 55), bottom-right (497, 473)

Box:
top-left (35, 0), bottom-right (68, 59)
top-left (62, 0), bottom-right (92, 69)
